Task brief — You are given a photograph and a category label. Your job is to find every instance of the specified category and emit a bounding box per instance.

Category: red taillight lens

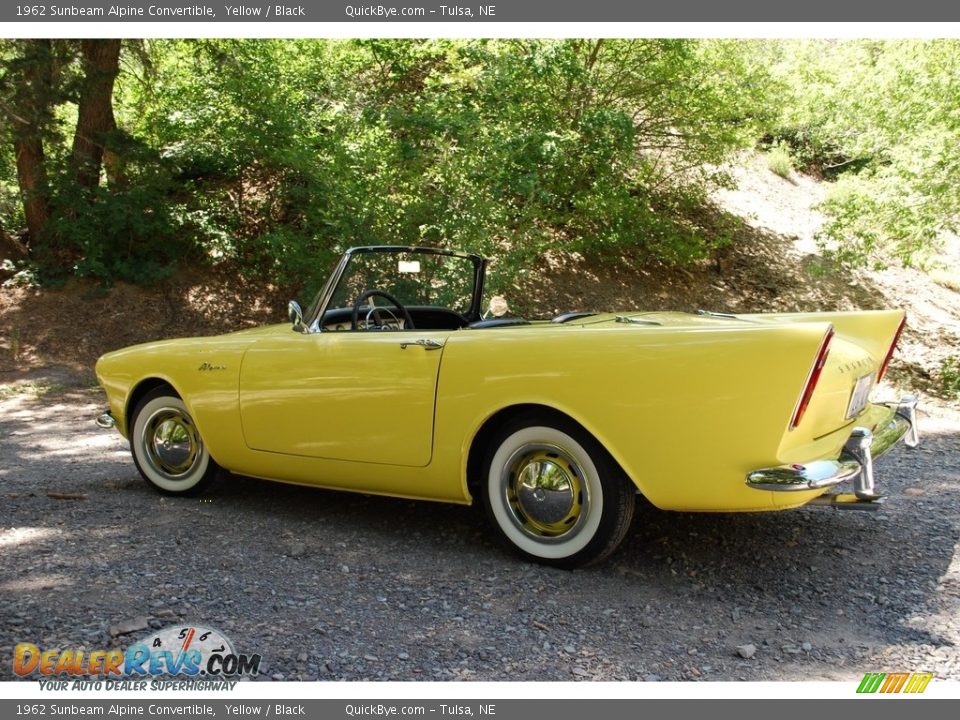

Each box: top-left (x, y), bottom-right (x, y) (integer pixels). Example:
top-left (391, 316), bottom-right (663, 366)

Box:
top-left (790, 326), bottom-right (834, 430)
top-left (877, 316), bottom-right (906, 382)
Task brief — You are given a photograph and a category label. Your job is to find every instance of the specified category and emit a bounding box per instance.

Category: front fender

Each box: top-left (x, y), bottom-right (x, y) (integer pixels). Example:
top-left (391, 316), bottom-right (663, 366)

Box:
top-left (95, 336), bottom-right (247, 464)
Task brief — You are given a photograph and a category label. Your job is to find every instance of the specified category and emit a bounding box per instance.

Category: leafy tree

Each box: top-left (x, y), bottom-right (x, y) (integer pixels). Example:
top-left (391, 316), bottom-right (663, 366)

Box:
top-left (771, 40), bottom-right (960, 267)
top-left (1, 39), bottom-right (780, 288)
top-left (1, 40), bottom-right (57, 245)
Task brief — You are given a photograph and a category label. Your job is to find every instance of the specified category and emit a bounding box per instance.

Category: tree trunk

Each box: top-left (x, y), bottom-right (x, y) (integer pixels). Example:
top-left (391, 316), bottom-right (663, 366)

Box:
top-left (15, 136), bottom-right (49, 241)
top-left (71, 39), bottom-right (122, 190)
top-left (11, 39), bottom-right (54, 243)
top-left (0, 219), bottom-right (28, 261)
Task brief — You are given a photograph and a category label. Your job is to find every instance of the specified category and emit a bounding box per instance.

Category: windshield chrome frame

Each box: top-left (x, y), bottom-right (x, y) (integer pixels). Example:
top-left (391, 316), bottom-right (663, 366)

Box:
top-left (304, 246), bottom-right (487, 333)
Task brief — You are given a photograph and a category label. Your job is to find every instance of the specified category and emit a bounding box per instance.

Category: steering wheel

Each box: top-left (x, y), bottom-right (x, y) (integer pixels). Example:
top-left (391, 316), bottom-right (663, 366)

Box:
top-left (351, 289), bottom-right (416, 331)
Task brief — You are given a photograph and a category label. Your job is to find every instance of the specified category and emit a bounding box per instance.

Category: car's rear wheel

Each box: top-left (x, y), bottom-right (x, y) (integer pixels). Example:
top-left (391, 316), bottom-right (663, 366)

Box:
top-left (481, 416), bottom-right (635, 568)
top-left (130, 388), bottom-right (219, 496)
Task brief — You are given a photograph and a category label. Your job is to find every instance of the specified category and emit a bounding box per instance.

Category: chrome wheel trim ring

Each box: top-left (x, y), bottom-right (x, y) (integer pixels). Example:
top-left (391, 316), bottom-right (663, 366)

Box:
top-left (500, 442), bottom-right (589, 543)
top-left (141, 407), bottom-right (203, 480)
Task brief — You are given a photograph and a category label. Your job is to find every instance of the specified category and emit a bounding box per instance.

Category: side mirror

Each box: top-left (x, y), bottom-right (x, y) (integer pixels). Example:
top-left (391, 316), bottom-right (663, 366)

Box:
top-left (288, 300), bottom-right (305, 332)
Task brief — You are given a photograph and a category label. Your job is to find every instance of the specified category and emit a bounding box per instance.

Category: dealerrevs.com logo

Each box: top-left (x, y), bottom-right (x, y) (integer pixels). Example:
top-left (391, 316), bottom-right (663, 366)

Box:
top-left (14, 625), bottom-right (261, 689)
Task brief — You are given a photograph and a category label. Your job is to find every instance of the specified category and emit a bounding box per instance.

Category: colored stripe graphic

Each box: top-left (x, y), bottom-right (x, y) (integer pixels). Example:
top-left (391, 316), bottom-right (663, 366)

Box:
top-left (904, 673), bottom-right (933, 694)
top-left (857, 672), bottom-right (932, 694)
top-left (857, 673), bottom-right (885, 693)
top-left (880, 673), bottom-right (909, 693)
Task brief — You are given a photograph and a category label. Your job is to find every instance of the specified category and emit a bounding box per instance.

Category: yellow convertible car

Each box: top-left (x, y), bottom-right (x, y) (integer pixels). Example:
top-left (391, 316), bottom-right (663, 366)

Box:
top-left (95, 245), bottom-right (919, 567)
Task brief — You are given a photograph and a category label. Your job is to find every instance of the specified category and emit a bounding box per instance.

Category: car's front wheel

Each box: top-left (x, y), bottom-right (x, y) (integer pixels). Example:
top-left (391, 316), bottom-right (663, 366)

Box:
top-left (130, 388), bottom-right (220, 496)
top-left (481, 415), bottom-right (635, 568)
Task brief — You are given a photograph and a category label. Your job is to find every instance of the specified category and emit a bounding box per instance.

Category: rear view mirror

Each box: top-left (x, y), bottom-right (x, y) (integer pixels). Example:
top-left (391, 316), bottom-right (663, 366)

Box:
top-left (487, 296), bottom-right (509, 318)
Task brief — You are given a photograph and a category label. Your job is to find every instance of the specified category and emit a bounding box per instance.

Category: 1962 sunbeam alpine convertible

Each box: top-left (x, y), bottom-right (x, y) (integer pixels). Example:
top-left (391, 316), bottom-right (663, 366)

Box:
top-left (95, 245), bottom-right (920, 567)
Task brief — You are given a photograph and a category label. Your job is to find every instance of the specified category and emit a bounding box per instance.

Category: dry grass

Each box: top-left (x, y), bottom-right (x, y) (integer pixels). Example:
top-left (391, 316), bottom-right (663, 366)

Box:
top-left (930, 268), bottom-right (960, 293)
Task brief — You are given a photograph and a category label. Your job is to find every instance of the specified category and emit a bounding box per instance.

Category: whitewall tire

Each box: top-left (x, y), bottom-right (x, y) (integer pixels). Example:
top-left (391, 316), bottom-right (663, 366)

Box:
top-left (481, 416), bottom-right (635, 568)
top-left (130, 388), bottom-right (219, 496)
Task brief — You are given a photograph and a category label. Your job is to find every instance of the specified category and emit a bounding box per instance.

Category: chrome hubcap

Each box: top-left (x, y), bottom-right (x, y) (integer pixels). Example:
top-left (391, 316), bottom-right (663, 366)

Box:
top-left (502, 444), bottom-right (587, 541)
top-left (142, 408), bottom-right (202, 478)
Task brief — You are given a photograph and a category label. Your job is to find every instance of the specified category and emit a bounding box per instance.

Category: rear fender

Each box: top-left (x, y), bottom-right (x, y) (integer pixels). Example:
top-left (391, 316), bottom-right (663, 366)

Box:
top-left (745, 310), bottom-right (907, 465)
top-left (741, 309), bottom-right (905, 366)
top-left (439, 322), bottom-right (838, 512)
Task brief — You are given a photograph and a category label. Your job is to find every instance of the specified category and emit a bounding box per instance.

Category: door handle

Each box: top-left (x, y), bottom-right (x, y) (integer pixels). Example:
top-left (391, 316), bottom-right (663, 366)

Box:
top-left (400, 338), bottom-right (444, 351)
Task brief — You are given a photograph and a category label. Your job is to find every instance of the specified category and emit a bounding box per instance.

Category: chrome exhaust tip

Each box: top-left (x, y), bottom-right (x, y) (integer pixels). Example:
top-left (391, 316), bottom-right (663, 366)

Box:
top-left (95, 411), bottom-right (115, 429)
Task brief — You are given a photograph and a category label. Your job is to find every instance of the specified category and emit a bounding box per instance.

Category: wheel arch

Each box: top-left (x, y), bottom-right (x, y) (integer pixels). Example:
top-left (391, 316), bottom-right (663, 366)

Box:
top-left (125, 377), bottom-right (182, 432)
top-left (465, 403), bottom-right (639, 502)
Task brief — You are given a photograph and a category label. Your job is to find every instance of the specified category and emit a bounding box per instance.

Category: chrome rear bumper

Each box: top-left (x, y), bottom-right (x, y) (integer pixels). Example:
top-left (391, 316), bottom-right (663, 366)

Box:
top-left (745, 394), bottom-right (919, 500)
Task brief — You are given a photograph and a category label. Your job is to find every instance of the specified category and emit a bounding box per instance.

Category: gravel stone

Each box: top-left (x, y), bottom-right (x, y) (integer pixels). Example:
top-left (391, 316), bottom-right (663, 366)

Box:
top-left (737, 644), bottom-right (757, 659)
top-left (109, 617), bottom-right (149, 637)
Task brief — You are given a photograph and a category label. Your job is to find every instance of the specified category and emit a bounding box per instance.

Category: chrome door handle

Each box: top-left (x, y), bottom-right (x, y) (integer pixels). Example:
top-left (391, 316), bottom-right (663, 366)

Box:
top-left (400, 338), bottom-right (444, 351)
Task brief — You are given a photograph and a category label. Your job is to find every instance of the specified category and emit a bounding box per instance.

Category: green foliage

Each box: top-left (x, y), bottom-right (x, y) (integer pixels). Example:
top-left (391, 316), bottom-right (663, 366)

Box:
top-left (2, 38), bottom-right (780, 288)
top-left (0, 380), bottom-right (66, 400)
top-left (0, 258), bottom-right (39, 288)
top-left (44, 186), bottom-right (183, 285)
top-left (940, 356), bottom-right (960, 400)
top-left (33, 137), bottom-right (188, 285)
top-left (7, 37), bottom-right (960, 286)
top-left (765, 142), bottom-right (793, 179)
top-left (769, 40), bottom-right (960, 268)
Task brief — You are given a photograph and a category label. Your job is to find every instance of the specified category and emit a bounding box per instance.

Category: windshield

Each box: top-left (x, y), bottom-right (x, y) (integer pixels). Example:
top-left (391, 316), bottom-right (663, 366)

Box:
top-left (320, 248), bottom-right (481, 323)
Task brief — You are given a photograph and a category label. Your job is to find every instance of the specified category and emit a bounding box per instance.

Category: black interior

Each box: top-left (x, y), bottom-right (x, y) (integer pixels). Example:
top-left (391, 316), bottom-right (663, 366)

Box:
top-left (467, 318), bottom-right (531, 329)
top-left (322, 306), bottom-right (469, 331)
top-left (322, 305), bottom-right (579, 332)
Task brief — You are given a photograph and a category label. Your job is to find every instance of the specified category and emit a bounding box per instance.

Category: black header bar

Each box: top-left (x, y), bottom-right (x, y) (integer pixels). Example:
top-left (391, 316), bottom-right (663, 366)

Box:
top-left (3, 0), bottom-right (960, 23)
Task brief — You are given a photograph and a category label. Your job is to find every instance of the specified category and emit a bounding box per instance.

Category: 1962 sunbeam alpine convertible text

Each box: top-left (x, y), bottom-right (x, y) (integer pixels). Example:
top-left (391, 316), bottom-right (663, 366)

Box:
top-left (95, 246), bottom-right (919, 567)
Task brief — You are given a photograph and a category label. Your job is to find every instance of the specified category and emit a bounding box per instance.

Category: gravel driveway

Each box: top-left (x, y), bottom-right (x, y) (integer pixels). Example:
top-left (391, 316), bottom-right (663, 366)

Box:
top-left (2, 372), bottom-right (958, 683)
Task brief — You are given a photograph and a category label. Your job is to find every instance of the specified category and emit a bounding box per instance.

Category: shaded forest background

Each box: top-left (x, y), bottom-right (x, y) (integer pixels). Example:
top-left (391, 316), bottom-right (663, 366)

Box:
top-left (1, 38), bottom-right (958, 297)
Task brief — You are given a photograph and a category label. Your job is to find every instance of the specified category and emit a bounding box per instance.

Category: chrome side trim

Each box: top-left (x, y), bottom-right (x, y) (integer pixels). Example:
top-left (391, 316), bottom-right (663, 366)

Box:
top-left (746, 459), bottom-right (861, 492)
top-left (95, 411), bottom-right (116, 429)
top-left (614, 315), bottom-right (661, 326)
